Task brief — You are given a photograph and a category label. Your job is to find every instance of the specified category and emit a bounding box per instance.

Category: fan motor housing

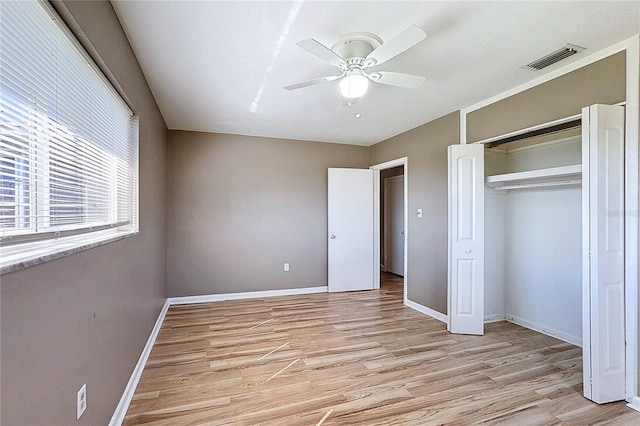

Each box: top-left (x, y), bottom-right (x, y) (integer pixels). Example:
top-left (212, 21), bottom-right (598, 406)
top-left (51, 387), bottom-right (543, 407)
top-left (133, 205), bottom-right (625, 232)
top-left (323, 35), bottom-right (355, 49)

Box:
top-left (332, 33), bottom-right (382, 60)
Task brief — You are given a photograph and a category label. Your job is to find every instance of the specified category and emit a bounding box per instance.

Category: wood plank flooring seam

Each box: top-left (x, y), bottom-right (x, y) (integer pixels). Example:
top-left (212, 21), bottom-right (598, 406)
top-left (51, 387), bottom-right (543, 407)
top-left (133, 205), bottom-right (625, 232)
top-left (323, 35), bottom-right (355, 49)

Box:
top-left (123, 273), bottom-right (639, 425)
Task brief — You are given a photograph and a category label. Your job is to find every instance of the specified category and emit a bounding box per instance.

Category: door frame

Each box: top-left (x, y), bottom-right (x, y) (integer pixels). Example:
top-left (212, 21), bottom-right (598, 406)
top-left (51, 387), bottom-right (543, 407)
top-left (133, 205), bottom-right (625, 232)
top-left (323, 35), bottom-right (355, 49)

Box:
top-left (370, 158), bottom-right (408, 302)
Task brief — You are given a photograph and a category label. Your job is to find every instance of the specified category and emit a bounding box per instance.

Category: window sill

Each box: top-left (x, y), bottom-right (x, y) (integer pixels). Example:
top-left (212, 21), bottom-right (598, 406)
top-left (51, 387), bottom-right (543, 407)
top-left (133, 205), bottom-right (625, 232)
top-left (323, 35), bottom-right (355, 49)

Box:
top-left (0, 228), bottom-right (138, 275)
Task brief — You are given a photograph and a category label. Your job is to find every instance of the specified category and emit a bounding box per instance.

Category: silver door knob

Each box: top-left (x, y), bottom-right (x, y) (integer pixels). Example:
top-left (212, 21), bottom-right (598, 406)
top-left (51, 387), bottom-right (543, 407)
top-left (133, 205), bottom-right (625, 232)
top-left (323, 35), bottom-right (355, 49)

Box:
top-left (401, 231), bottom-right (405, 235)
top-left (330, 235), bottom-right (336, 239)
top-left (465, 249), bottom-right (472, 253)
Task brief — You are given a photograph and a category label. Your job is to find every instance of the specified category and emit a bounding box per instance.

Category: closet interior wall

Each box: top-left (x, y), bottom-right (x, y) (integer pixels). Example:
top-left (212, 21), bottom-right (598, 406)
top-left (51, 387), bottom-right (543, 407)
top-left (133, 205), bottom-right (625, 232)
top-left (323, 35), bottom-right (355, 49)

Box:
top-left (484, 129), bottom-right (583, 345)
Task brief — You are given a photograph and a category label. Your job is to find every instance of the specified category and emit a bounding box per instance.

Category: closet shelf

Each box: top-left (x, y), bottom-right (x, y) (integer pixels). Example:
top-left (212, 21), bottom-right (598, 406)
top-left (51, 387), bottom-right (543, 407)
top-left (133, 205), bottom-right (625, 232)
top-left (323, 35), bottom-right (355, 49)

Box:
top-left (486, 164), bottom-right (582, 190)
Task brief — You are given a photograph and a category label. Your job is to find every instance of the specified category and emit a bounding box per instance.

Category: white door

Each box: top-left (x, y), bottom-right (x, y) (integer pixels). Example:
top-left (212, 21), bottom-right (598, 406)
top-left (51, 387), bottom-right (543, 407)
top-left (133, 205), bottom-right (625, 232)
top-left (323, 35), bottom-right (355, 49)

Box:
top-left (447, 143), bottom-right (485, 335)
top-left (328, 168), bottom-right (375, 292)
top-left (582, 104), bottom-right (626, 403)
top-left (385, 175), bottom-right (405, 276)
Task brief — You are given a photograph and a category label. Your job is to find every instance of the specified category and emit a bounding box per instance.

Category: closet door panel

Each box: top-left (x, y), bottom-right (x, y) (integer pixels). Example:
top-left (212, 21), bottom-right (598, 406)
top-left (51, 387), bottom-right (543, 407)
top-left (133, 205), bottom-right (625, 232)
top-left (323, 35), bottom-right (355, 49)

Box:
top-left (583, 104), bottom-right (625, 403)
top-left (448, 143), bottom-right (484, 335)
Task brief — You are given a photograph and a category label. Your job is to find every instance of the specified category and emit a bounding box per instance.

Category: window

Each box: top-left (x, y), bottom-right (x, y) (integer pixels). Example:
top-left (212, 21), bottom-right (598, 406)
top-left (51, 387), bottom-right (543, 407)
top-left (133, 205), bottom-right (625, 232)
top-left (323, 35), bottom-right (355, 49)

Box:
top-left (0, 0), bottom-right (138, 271)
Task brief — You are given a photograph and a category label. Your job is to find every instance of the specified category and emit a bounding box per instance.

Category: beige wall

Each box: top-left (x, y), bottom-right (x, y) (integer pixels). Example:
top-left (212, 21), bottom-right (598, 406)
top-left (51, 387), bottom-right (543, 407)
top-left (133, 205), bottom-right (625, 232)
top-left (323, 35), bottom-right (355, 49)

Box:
top-left (0, 1), bottom-right (167, 425)
top-left (167, 131), bottom-right (369, 297)
top-left (467, 51), bottom-right (626, 143)
top-left (370, 112), bottom-right (460, 314)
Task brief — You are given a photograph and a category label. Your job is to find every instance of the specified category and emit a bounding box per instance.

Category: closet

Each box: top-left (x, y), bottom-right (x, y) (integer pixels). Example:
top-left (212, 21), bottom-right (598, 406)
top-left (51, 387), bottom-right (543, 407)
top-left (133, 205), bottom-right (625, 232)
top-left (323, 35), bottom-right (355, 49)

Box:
top-left (448, 104), bottom-right (626, 404)
top-left (484, 125), bottom-right (583, 345)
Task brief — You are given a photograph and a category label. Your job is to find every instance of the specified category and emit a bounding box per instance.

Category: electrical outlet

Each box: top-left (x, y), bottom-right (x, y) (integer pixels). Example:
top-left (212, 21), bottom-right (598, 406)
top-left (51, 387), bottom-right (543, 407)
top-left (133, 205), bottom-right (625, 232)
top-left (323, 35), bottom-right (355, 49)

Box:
top-left (284, 263), bottom-right (290, 272)
top-left (77, 384), bottom-right (87, 420)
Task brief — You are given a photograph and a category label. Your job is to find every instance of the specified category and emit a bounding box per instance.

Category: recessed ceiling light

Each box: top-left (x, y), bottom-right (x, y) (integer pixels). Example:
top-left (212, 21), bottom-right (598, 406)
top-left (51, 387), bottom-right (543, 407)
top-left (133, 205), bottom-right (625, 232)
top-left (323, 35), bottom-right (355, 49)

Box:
top-left (355, 113), bottom-right (361, 119)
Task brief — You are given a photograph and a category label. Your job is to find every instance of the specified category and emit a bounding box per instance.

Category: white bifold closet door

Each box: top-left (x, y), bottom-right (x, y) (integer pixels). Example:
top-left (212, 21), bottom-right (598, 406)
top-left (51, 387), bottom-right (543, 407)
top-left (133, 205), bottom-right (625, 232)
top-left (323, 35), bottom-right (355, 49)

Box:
top-left (447, 143), bottom-right (485, 335)
top-left (582, 104), bottom-right (626, 403)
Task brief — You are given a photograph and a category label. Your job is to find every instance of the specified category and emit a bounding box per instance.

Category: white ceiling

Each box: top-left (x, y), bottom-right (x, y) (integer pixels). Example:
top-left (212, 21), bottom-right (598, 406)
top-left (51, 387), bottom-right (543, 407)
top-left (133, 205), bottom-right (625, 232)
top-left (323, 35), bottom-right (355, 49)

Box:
top-left (111, 1), bottom-right (639, 146)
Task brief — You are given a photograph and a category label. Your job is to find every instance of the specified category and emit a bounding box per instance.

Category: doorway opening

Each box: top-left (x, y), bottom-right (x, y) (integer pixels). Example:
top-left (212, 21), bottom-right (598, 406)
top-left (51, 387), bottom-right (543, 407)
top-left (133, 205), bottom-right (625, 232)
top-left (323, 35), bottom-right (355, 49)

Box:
top-left (380, 166), bottom-right (404, 293)
top-left (370, 157), bottom-right (408, 302)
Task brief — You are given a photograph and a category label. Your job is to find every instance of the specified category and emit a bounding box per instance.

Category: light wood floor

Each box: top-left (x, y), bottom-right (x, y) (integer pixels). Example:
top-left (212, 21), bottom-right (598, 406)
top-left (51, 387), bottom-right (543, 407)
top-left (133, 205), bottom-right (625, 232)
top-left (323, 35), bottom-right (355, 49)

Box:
top-left (124, 273), bottom-right (640, 425)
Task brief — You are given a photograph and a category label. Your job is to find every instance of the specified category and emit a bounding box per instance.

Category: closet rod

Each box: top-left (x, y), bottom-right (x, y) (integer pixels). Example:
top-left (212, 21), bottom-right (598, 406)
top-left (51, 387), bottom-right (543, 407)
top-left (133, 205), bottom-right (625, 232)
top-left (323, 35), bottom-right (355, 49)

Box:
top-left (491, 179), bottom-right (582, 191)
top-left (486, 119), bottom-right (582, 148)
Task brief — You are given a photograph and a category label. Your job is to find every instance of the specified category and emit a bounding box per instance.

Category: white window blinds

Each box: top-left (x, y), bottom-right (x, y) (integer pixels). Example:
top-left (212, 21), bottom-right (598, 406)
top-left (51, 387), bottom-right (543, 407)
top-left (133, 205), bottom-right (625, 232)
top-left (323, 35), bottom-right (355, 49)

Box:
top-left (0, 0), bottom-right (137, 243)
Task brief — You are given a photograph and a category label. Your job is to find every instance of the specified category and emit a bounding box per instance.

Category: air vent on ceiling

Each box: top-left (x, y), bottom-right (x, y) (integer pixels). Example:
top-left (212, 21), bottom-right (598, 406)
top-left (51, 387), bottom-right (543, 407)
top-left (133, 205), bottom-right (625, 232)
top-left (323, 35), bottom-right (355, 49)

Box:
top-left (522, 43), bottom-right (585, 71)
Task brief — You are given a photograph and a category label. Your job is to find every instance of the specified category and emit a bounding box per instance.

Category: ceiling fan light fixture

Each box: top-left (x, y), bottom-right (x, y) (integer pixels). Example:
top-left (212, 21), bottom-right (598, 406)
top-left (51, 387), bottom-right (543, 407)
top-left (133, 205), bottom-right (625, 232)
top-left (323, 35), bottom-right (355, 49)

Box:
top-left (340, 73), bottom-right (369, 99)
top-left (285, 25), bottom-right (427, 97)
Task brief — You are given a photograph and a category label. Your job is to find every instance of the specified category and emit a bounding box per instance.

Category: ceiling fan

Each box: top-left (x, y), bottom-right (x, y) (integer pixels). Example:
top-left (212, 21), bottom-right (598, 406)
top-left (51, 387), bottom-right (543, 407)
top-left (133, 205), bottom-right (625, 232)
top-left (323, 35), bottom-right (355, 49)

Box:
top-left (284, 25), bottom-right (427, 99)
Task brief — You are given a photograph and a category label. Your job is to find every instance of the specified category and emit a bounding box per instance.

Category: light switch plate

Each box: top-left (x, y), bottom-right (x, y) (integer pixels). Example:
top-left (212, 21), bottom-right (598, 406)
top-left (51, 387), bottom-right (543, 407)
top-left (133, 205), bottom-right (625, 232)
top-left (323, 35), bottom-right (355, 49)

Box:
top-left (77, 384), bottom-right (87, 419)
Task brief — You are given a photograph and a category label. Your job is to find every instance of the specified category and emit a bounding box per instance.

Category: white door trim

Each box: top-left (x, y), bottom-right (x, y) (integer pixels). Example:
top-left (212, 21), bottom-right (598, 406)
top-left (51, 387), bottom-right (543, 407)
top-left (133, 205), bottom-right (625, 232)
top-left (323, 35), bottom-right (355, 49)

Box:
top-left (370, 157), bottom-right (408, 303)
top-left (624, 35), bottom-right (639, 405)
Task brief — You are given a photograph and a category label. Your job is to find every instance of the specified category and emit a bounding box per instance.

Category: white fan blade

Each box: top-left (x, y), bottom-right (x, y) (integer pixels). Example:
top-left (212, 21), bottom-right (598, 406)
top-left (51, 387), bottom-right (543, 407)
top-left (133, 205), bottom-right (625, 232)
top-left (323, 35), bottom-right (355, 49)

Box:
top-left (364, 25), bottom-right (427, 67)
top-left (373, 71), bottom-right (425, 88)
top-left (297, 39), bottom-right (346, 68)
top-left (284, 75), bottom-right (342, 90)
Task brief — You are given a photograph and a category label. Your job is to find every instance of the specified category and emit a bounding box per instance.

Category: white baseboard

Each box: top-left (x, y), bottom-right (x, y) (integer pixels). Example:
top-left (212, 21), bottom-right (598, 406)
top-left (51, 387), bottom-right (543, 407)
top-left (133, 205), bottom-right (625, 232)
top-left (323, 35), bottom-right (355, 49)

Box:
top-left (627, 396), bottom-right (640, 412)
top-left (109, 299), bottom-right (170, 426)
top-left (506, 314), bottom-right (582, 347)
top-left (167, 286), bottom-right (328, 305)
top-left (404, 298), bottom-right (448, 324)
top-left (484, 314), bottom-right (506, 323)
